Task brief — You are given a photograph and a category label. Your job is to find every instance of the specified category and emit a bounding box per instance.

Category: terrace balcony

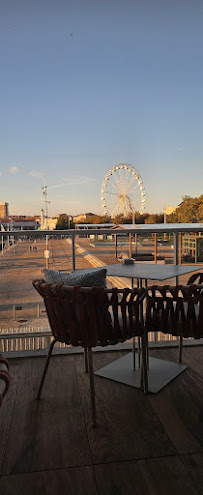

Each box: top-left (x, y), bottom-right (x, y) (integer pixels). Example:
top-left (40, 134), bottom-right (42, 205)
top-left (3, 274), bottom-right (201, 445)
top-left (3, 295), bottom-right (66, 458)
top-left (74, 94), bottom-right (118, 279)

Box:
top-left (0, 224), bottom-right (203, 493)
top-left (0, 346), bottom-right (202, 494)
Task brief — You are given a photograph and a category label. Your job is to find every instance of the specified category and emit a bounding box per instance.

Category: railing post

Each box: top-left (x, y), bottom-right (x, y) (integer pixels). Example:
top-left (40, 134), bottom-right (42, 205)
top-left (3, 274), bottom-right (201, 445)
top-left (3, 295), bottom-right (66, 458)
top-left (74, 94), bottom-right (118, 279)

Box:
top-left (179, 233), bottom-right (182, 265)
top-left (115, 234), bottom-right (117, 259)
top-left (134, 234), bottom-right (137, 254)
top-left (154, 233), bottom-right (157, 264)
top-left (129, 233), bottom-right (132, 258)
top-left (173, 232), bottom-right (179, 265)
top-left (173, 232), bottom-right (179, 284)
top-left (195, 234), bottom-right (197, 263)
top-left (72, 234), bottom-right (76, 271)
top-left (37, 303), bottom-right (40, 318)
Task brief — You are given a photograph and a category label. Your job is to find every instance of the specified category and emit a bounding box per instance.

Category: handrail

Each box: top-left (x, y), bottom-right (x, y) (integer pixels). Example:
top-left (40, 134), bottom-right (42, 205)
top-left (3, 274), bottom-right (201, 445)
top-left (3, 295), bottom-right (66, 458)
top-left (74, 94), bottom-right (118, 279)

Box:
top-left (0, 224), bottom-right (203, 237)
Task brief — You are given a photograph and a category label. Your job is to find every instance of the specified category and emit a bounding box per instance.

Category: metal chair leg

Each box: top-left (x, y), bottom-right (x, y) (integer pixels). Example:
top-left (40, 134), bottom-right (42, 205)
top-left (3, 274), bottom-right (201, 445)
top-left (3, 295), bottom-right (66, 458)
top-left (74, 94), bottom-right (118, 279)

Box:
top-left (138, 336), bottom-right (141, 367)
top-left (132, 337), bottom-right (136, 371)
top-left (140, 333), bottom-right (148, 394)
top-left (37, 338), bottom-right (57, 400)
top-left (84, 347), bottom-right (89, 373)
top-left (179, 336), bottom-right (183, 363)
top-left (146, 332), bottom-right (149, 369)
top-left (87, 347), bottom-right (96, 428)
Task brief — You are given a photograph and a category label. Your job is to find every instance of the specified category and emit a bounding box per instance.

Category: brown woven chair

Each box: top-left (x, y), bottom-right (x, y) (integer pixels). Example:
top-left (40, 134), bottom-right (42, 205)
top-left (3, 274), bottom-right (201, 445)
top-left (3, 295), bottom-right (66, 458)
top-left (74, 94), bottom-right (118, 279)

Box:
top-left (187, 272), bottom-right (203, 285)
top-left (33, 280), bottom-right (147, 426)
top-left (0, 354), bottom-right (11, 407)
top-left (145, 283), bottom-right (203, 364)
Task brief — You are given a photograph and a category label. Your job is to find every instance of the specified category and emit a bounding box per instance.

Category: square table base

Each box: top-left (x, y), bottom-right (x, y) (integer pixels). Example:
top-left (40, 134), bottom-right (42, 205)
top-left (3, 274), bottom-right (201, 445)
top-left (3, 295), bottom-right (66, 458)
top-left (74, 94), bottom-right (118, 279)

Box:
top-left (95, 353), bottom-right (187, 393)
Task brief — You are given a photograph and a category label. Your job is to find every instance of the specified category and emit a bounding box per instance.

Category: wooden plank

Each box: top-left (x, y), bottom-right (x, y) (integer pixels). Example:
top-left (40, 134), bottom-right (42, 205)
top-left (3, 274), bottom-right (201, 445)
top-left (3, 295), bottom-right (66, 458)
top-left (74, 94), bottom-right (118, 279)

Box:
top-left (148, 348), bottom-right (203, 454)
top-left (95, 456), bottom-right (200, 495)
top-left (0, 359), bottom-right (21, 474)
top-left (177, 345), bottom-right (203, 376)
top-left (0, 466), bottom-right (97, 495)
top-left (75, 351), bottom-right (176, 464)
top-left (181, 453), bottom-right (203, 495)
top-left (2, 355), bottom-right (91, 475)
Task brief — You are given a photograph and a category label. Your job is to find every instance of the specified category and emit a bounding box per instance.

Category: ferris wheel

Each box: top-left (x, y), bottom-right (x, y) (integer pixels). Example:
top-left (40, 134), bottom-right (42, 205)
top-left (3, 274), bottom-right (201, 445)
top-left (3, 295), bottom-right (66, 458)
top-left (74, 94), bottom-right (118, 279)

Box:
top-left (101, 163), bottom-right (146, 218)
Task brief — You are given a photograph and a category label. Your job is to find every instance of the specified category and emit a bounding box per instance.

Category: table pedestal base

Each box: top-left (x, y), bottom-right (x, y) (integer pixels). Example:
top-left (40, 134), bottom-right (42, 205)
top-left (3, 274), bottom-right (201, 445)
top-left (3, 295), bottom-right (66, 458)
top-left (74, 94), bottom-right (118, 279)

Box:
top-left (95, 353), bottom-right (187, 393)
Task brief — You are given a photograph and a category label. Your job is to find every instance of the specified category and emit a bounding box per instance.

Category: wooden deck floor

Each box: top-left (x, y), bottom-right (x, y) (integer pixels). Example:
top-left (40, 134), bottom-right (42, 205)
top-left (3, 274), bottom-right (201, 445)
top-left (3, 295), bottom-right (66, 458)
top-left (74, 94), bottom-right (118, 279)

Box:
top-left (0, 346), bottom-right (202, 494)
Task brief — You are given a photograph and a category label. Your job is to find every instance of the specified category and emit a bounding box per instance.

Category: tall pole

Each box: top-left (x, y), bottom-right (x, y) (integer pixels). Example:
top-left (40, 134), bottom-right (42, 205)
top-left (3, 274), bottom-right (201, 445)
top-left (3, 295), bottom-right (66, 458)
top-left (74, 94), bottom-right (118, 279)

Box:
top-left (115, 234), bottom-right (117, 259)
top-left (45, 235), bottom-right (49, 269)
top-left (42, 177), bottom-right (50, 268)
top-left (129, 233), bottom-right (132, 258)
top-left (154, 233), bottom-right (157, 264)
top-left (42, 177), bottom-right (49, 229)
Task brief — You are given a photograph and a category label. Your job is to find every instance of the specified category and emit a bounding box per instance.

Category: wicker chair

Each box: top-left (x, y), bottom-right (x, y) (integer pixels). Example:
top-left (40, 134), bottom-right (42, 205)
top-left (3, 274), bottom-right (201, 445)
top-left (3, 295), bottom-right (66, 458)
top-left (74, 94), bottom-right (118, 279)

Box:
top-left (33, 280), bottom-right (147, 427)
top-left (187, 272), bottom-right (203, 285)
top-left (0, 354), bottom-right (11, 407)
top-left (145, 283), bottom-right (203, 364)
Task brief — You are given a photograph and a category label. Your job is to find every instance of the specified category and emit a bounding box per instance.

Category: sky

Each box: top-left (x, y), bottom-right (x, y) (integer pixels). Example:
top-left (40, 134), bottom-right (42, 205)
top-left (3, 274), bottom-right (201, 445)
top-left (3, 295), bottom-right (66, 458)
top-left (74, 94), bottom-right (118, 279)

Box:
top-left (0, 0), bottom-right (203, 217)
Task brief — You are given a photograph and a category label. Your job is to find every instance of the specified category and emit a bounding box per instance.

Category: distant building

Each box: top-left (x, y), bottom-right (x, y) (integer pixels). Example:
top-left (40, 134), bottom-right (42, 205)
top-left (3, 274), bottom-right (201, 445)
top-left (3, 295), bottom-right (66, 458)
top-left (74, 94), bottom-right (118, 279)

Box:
top-left (0, 202), bottom-right (9, 218)
top-left (0, 216), bottom-right (39, 231)
top-left (37, 209), bottom-right (58, 230)
top-left (182, 234), bottom-right (203, 262)
top-left (73, 213), bottom-right (95, 223)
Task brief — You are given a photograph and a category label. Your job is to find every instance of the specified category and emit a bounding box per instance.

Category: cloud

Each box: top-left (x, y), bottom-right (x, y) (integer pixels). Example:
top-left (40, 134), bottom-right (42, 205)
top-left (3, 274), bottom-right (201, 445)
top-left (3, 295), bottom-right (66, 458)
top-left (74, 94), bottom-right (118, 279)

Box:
top-left (29, 170), bottom-right (44, 179)
top-left (10, 166), bottom-right (19, 174)
top-left (49, 176), bottom-right (97, 190)
top-left (52, 199), bottom-right (80, 204)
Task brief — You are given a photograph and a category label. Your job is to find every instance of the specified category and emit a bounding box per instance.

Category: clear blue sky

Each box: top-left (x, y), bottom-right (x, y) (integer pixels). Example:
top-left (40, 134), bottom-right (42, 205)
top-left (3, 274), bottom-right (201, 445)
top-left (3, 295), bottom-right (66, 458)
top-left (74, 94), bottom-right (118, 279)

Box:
top-left (1, 0), bottom-right (203, 217)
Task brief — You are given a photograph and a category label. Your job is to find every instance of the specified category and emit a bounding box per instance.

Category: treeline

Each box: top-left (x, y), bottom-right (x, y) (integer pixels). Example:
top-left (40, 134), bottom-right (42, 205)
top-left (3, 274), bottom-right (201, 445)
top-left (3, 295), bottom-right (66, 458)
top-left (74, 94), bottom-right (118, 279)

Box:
top-left (167, 195), bottom-right (203, 223)
top-left (55, 195), bottom-right (203, 229)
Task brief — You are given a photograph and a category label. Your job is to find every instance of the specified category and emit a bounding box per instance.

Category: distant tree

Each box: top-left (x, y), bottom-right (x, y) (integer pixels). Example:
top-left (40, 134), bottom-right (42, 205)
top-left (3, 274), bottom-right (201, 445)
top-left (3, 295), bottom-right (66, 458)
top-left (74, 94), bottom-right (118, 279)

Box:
top-left (167, 195), bottom-right (203, 223)
top-left (55, 215), bottom-right (74, 229)
top-left (114, 213), bottom-right (125, 224)
top-left (145, 213), bottom-right (164, 224)
top-left (87, 214), bottom-right (112, 224)
top-left (113, 211), bottom-right (148, 224)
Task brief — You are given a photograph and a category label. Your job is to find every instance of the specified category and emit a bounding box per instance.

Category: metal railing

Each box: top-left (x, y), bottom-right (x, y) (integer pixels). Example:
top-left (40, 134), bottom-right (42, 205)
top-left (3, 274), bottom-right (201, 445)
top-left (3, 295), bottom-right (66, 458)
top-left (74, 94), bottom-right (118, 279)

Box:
top-left (0, 223), bottom-right (203, 355)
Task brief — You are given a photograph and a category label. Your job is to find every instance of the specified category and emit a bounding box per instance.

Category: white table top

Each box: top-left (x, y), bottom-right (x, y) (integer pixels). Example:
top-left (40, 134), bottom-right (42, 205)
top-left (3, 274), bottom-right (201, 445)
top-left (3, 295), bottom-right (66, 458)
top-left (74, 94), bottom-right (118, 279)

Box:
top-left (103, 263), bottom-right (203, 281)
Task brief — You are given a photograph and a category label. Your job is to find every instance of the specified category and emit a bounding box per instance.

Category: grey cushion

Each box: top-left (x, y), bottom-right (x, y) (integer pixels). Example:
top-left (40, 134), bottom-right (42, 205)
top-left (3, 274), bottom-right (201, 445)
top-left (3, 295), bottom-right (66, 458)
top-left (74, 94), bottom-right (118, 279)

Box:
top-left (43, 268), bottom-right (107, 288)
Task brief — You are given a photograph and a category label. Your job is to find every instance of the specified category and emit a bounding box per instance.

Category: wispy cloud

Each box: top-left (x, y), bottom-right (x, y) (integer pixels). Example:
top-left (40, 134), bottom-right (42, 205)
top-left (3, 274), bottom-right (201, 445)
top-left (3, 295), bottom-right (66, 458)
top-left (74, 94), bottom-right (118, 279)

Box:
top-left (10, 166), bottom-right (19, 175)
top-left (29, 170), bottom-right (44, 179)
top-left (52, 199), bottom-right (80, 204)
top-left (49, 176), bottom-right (97, 190)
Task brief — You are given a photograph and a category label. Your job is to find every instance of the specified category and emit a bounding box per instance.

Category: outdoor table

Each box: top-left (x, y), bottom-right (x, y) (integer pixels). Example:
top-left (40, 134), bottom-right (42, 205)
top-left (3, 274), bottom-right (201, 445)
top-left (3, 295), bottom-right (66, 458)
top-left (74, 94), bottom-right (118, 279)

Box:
top-left (104, 262), bottom-right (203, 288)
top-left (95, 262), bottom-right (203, 393)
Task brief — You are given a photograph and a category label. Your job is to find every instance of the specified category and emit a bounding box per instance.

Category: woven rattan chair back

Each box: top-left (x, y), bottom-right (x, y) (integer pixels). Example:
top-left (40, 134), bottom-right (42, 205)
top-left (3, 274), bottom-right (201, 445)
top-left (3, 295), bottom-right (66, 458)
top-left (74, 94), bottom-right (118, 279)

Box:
top-left (145, 283), bottom-right (203, 363)
top-left (0, 355), bottom-right (11, 407)
top-left (33, 280), bottom-right (147, 426)
top-left (187, 272), bottom-right (203, 285)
